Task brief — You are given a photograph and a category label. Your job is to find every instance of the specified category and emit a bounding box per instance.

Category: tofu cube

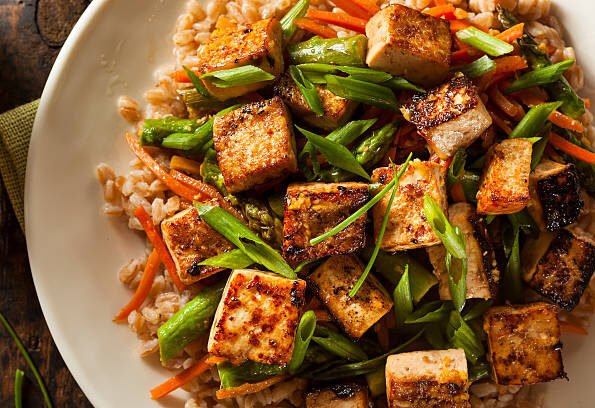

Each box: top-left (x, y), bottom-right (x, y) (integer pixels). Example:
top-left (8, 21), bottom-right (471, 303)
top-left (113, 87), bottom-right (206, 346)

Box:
top-left (428, 203), bottom-right (500, 300)
top-left (197, 17), bottom-right (284, 100)
top-left (476, 138), bottom-right (533, 215)
top-left (371, 159), bottom-right (447, 251)
top-left (306, 384), bottom-right (370, 408)
top-left (401, 73), bottom-right (492, 159)
top-left (528, 160), bottom-right (583, 231)
top-left (522, 229), bottom-right (595, 311)
top-left (161, 207), bottom-right (234, 285)
top-left (208, 269), bottom-right (306, 365)
top-left (274, 72), bottom-right (358, 131)
top-left (282, 182), bottom-right (369, 266)
top-left (386, 349), bottom-right (470, 408)
top-left (307, 255), bottom-right (393, 339)
top-left (483, 302), bottom-right (564, 385)
top-left (365, 4), bottom-right (451, 86)
top-left (213, 96), bottom-right (298, 193)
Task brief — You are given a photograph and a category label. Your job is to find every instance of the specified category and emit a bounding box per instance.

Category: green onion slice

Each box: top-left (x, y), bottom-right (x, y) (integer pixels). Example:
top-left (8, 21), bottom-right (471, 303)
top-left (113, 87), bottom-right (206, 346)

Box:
top-left (506, 59), bottom-right (575, 94)
top-left (456, 27), bottom-right (514, 57)
top-left (405, 301), bottom-right (452, 324)
top-left (198, 248), bottom-right (254, 269)
top-left (385, 77), bottom-right (426, 93)
top-left (290, 65), bottom-right (324, 116)
top-left (288, 311), bottom-right (317, 373)
top-left (393, 265), bottom-right (413, 325)
top-left (325, 75), bottom-right (398, 111)
top-left (194, 203), bottom-right (296, 278)
top-left (455, 55), bottom-right (496, 78)
top-left (423, 195), bottom-right (466, 259)
top-left (445, 234), bottom-right (468, 312)
top-left (182, 65), bottom-right (209, 96)
top-left (447, 149), bottom-right (467, 187)
top-left (509, 101), bottom-right (562, 139)
top-left (201, 65), bottom-right (275, 88)
top-left (14, 369), bottom-right (24, 408)
top-left (280, 0), bottom-right (310, 39)
top-left (447, 311), bottom-right (484, 364)
top-left (312, 325), bottom-right (368, 361)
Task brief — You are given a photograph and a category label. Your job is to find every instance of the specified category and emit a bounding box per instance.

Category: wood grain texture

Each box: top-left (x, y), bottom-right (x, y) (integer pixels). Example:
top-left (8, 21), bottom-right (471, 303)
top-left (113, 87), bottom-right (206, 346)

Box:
top-left (0, 0), bottom-right (92, 406)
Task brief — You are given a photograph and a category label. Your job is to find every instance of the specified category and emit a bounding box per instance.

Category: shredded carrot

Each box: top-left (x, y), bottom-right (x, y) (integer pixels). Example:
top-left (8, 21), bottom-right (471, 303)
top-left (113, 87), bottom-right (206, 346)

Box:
top-left (494, 55), bottom-right (528, 75)
top-left (216, 375), bottom-right (290, 399)
top-left (423, 4), bottom-right (455, 18)
top-left (295, 17), bottom-right (338, 38)
top-left (450, 181), bottom-right (466, 203)
top-left (488, 86), bottom-right (519, 118)
top-left (134, 206), bottom-right (186, 291)
top-left (549, 133), bottom-right (595, 164)
top-left (306, 9), bottom-right (367, 33)
top-left (559, 320), bottom-right (588, 336)
top-left (125, 132), bottom-right (200, 202)
top-left (150, 354), bottom-right (225, 399)
top-left (495, 23), bottom-right (524, 44)
top-left (173, 70), bottom-right (191, 83)
top-left (489, 108), bottom-right (513, 135)
top-left (449, 19), bottom-right (472, 32)
top-left (584, 98), bottom-right (591, 109)
top-left (348, 0), bottom-right (380, 17)
top-left (327, 0), bottom-right (371, 19)
top-left (548, 110), bottom-right (585, 133)
top-left (453, 7), bottom-right (469, 19)
top-left (433, 0), bottom-right (447, 5)
top-left (113, 249), bottom-right (160, 322)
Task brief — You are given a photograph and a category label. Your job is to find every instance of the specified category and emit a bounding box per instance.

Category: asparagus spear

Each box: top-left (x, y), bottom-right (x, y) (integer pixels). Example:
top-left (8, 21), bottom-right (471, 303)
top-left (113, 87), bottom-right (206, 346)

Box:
top-left (140, 117), bottom-right (204, 146)
top-left (288, 35), bottom-right (368, 66)
top-left (217, 360), bottom-right (285, 388)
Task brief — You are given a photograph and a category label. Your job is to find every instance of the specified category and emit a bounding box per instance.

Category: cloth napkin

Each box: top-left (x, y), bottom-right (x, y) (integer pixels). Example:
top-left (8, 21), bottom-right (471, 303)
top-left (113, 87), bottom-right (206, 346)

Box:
top-left (0, 100), bottom-right (39, 231)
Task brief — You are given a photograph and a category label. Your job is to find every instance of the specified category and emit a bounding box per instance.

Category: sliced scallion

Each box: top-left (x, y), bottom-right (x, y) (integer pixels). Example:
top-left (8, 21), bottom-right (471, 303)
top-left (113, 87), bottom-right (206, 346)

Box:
top-left (393, 265), bottom-right (413, 326)
top-left (447, 311), bottom-right (485, 364)
top-left (298, 63), bottom-right (393, 83)
top-left (201, 65), bottom-right (275, 88)
top-left (456, 26), bottom-right (514, 57)
top-left (385, 77), bottom-right (425, 93)
top-left (289, 65), bottom-right (324, 116)
top-left (325, 74), bottom-right (398, 111)
top-left (509, 101), bottom-right (562, 139)
top-left (405, 301), bottom-right (452, 324)
top-left (312, 326), bottom-right (368, 361)
top-left (15, 369), bottom-right (24, 408)
top-left (288, 311), bottom-right (317, 373)
top-left (183, 65), bottom-right (209, 96)
top-left (506, 59), bottom-right (575, 94)
top-left (456, 55), bottom-right (496, 78)
top-left (280, 0), bottom-right (310, 39)
top-left (198, 248), bottom-right (254, 269)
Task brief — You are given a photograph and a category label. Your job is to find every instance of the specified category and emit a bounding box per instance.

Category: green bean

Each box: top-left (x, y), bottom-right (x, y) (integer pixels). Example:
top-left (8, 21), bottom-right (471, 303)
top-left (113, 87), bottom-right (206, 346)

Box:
top-left (288, 35), bottom-right (367, 66)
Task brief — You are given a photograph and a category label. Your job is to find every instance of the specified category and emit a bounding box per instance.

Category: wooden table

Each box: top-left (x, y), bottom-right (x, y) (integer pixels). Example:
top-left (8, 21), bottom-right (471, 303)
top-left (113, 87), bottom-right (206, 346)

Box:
top-left (0, 1), bottom-right (92, 406)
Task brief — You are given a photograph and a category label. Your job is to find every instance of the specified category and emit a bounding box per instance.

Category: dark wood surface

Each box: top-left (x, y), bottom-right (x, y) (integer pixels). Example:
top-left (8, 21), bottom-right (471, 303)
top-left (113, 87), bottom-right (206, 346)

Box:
top-left (0, 1), bottom-right (92, 406)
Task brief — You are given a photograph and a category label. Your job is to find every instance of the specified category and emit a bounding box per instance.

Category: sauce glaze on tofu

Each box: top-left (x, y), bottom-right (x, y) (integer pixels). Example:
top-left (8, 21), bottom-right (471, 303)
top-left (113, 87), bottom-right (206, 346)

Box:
top-left (208, 269), bottom-right (306, 366)
top-left (306, 383), bottom-right (370, 408)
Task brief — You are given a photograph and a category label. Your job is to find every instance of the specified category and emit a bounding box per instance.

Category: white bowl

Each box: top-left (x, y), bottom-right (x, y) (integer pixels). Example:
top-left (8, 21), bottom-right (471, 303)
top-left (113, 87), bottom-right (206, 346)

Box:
top-left (25, 1), bottom-right (595, 406)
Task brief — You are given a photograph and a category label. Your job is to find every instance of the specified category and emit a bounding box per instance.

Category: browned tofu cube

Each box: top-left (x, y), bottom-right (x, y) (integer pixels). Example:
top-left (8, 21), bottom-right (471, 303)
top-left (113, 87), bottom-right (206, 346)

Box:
top-left (282, 182), bottom-right (369, 267)
top-left (197, 17), bottom-right (284, 100)
top-left (483, 302), bottom-right (565, 385)
top-left (161, 207), bottom-right (234, 285)
top-left (476, 138), bottom-right (532, 215)
top-left (307, 255), bottom-right (393, 339)
top-left (428, 203), bottom-right (500, 300)
top-left (208, 269), bottom-right (306, 365)
top-left (527, 160), bottom-right (583, 231)
top-left (371, 159), bottom-right (447, 251)
top-left (274, 72), bottom-right (358, 131)
top-left (522, 229), bottom-right (595, 310)
top-left (365, 4), bottom-right (451, 86)
top-left (401, 74), bottom-right (492, 159)
top-left (213, 96), bottom-right (298, 193)
top-left (306, 383), bottom-right (370, 408)
top-left (386, 349), bottom-right (470, 408)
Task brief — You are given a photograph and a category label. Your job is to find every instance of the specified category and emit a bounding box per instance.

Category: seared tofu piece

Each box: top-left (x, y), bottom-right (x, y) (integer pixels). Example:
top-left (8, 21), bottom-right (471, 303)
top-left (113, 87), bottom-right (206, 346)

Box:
top-left (386, 349), bottom-right (470, 408)
top-left (428, 203), bottom-right (500, 300)
top-left (365, 4), bottom-right (451, 86)
top-left (282, 182), bottom-right (369, 266)
top-left (401, 74), bottom-right (492, 159)
top-left (307, 255), bottom-right (393, 339)
top-left (197, 17), bottom-right (283, 100)
top-left (208, 269), bottom-right (306, 365)
top-left (483, 303), bottom-right (564, 385)
top-left (213, 97), bottom-right (298, 193)
top-left (274, 72), bottom-right (358, 131)
top-left (476, 139), bottom-right (532, 215)
top-left (371, 159), bottom-right (447, 251)
top-left (528, 160), bottom-right (583, 231)
top-left (306, 383), bottom-right (369, 408)
top-left (522, 229), bottom-right (595, 311)
top-left (161, 207), bottom-right (234, 285)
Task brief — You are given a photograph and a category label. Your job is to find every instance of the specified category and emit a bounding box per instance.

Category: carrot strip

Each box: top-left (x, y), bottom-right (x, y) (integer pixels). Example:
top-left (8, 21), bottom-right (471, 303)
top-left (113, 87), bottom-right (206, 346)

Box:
top-left (329, 0), bottom-right (372, 19)
top-left (494, 55), bottom-right (528, 75)
top-left (216, 375), bottom-right (290, 399)
top-left (449, 19), bottom-right (472, 32)
top-left (434, 0), bottom-right (447, 5)
top-left (134, 206), bottom-right (186, 291)
top-left (125, 132), bottom-right (200, 202)
top-left (295, 18), bottom-right (338, 38)
top-left (150, 354), bottom-right (225, 399)
top-left (488, 86), bottom-right (519, 118)
top-left (349, 0), bottom-right (380, 17)
top-left (584, 98), bottom-right (591, 109)
top-left (559, 320), bottom-right (588, 336)
top-left (173, 70), bottom-right (191, 83)
top-left (495, 23), bottom-right (524, 44)
top-left (423, 4), bottom-right (455, 18)
top-left (451, 48), bottom-right (480, 65)
top-left (306, 9), bottom-right (367, 33)
top-left (450, 181), bottom-right (466, 203)
top-left (113, 249), bottom-right (160, 322)
top-left (549, 133), bottom-right (595, 164)
top-left (548, 110), bottom-right (585, 133)
top-left (453, 7), bottom-right (469, 19)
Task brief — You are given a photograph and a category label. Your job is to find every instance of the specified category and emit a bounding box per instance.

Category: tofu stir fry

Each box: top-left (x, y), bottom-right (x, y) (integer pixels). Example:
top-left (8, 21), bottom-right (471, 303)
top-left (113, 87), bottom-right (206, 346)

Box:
top-left (108, 0), bottom-right (595, 406)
